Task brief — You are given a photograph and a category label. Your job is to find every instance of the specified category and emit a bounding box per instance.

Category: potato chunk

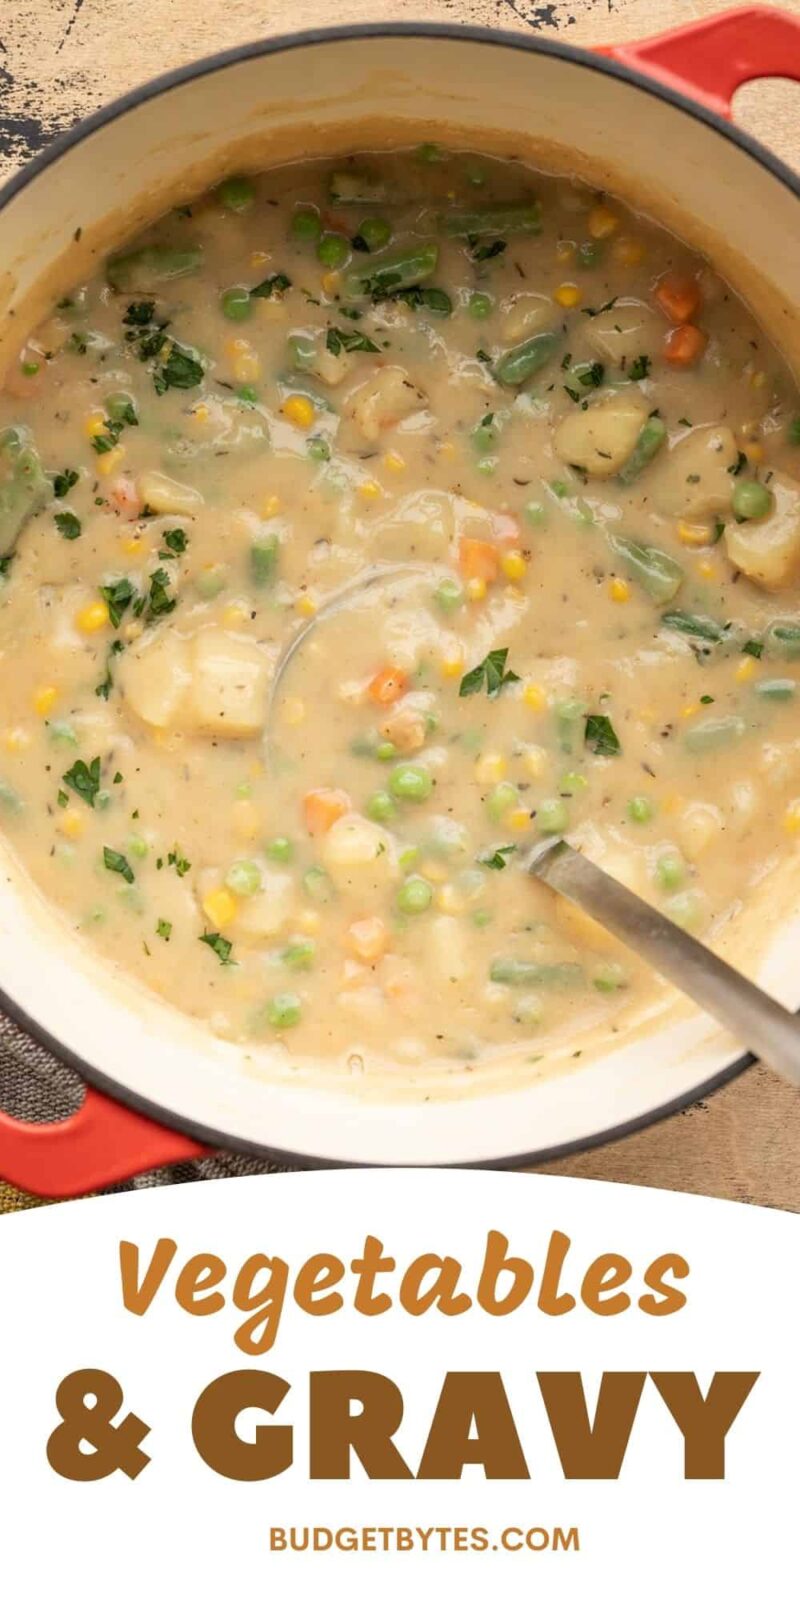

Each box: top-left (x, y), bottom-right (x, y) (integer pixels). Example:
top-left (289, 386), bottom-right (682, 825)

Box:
top-left (724, 473), bottom-right (800, 590)
top-left (499, 292), bottom-right (554, 345)
top-left (553, 392), bottom-right (648, 478)
top-left (654, 424), bottom-right (738, 519)
top-left (235, 871), bottom-right (295, 941)
top-left (188, 629), bottom-right (270, 736)
top-left (321, 813), bottom-right (399, 899)
top-left (584, 299), bottom-right (662, 367)
top-left (120, 626), bottom-right (269, 738)
top-left (348, 366), bottom-right (423, 442)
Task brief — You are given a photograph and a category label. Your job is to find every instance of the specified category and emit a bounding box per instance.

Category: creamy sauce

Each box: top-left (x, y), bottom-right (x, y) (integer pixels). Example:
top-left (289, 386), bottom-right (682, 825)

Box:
top-left (1, 146), bottom-right (800, 1074)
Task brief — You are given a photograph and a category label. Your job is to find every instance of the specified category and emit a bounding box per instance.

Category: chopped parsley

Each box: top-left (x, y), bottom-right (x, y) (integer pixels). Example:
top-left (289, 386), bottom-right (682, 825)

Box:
top-left (156, 919), bottom-right (173, 941)
top-left (153, 343), bottom-right (204, 394)
top-left (469, 238), bottom-right (507, 262)
top-left (479, 844), bottom-right (517, 870)
top-left (742, 638), bottom-right (764, 659)
top-left (63, 756), bottom-right (102, 808)
top-left (96, 639), bottom-right (125, 701)
top-left (459, 647), bottom-right (520, 700)
top-left (123, 300), bottom-right (157, 327)
top-left (728, 451), bottom-right (747, 476)
top-left (585, 714), bottom-right (622, 757)
top-left (628, 354), bottom-right (651, 382)
top-left (103, 847), bottom-right (135, 884)
top-left (326, 326), bottom-right (380, 356)
top-left (100, 577), bottom-right (137, 628)
top-left (167, 847), bottom-right (191, 877)
top-left (52, 467), bottom-right (79, 499)
top-left (252, 272), bottom-right (291, 299)
top-left (136, 566), bottom-right (175, 620)
top-left (200, 930), bottom-right (234, 964)
top-left (158, 527), bottom-right (188, 558)
top-left (54, 510), bottom-right (81, 540)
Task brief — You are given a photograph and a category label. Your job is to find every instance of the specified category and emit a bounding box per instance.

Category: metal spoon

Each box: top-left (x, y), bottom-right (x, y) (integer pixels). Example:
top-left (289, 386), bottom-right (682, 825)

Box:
top-left (528, 837), bottom-right (800, 1090)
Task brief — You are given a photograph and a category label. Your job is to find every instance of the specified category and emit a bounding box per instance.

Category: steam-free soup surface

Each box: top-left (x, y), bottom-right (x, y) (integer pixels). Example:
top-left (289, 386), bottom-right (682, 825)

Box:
top-left (1, 147), bottom-right (800, 1071)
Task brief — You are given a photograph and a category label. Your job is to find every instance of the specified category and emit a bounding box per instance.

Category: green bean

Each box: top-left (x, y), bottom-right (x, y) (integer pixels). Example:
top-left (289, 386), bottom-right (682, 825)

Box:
top-left (764, 620), bottom-right (800, 659)
top-left (754, 678), bottom-right (796, 701)
top-left (494, 329), bottom-right (562, 388)
top-left (0, 428), bottom-right (49, 558)
top-left (684, 715), bottom-right (746, 753)
top-left (0, 779), bottom-right (22, 814)
top-left (106, 244), bottom-right (203, 291)
top-left (250, 534), bottom-right (279, 587)
top-left (610, 535), bottom-right (684, 603)
top-left (343, 241), bottom-right (438, 301)
top-left (280, 938), bottom-right (316, 970)
top-left (441, 201), bottom-right (542, 237)
top-left (266, 992), bottom-right (302, 1029)
top-left (660, 610), bottom-right (727, 643)
top-left (617, 416), bottom-right (667, 485)
top-left (490, 958), bottom-right (584, 988)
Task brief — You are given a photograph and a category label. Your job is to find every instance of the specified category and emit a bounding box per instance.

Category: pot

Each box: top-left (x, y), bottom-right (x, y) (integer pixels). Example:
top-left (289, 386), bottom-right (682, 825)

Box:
top-left (1, 5), bottom-right (799, 1192)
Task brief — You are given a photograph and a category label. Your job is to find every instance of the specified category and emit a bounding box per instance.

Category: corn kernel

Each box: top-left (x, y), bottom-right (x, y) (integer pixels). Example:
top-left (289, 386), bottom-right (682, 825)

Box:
top-left (250, 249), bottom-right (270, 268)
top-left (438, 440), bottom-right (456, 459)
top-left (662, 793), bottom-right (681, 815)
top-left (76, 599), bottom-right (109, 634)
top-left (58, 807), bottom-right (85, 840)
top-left (681, 703), bottom-right (701, 720)
top-left (202, 887), bottom-right (238, 930)
top-left (122, 621), bottom-right (144, 644)
top-left (357, 479), bottom-right (381, 501)
top-left (612, 235), bottom-right (645, 267)
top-left (522, 744), bottom-right (548, 779)
top-left (121, 535), bottom-right (149, 559)
top-left (508, 807), bottom-right (532, 831)
top-left (609, 577), bottom-right (630, 603)
top-left (783, 799), bottom-right (800, 835)
top-left (84, 410), bottom-right (105, 439)
top-left (736, 656), bottom-right (758, 684)
top-left (222, 604), bottom-right (248, 628)
top-left (677, 519), bottom-right (713, 547)
top-left (475, 752), bottom-right (507, 784)
top-left (281, 696), bottom-right (306, 727)
top-left (298, 908), bottom-right (321, 934)
top-left (436, 883), bottom-right (463, 915)
top-left (32, 685), bottom-right (58, 717)
top-left (588, 204), bottom-right (619, 239)
top-left (321, 271), bottom-right (340, 296)
top-left (744, 441), bottom-right (764, 464)
top-left (262, 494), bottom-right (281, 517)
top-left (382, 450), bottom-right (406, 473)
top-left (96, 444), bottom-right (125, 477)
top-left (697, 559), bottom-right (716, 579)
top-left (282, 393), bottom-right (315, 429)
top-left (3, 727), bottom-right (30, 752)
top-left (418, 858), bottom-right (449, 884)
top-left (554, 282), bottom-right (582, 309)
top-left (523, 681), bottom-right (547, 711)
top-left (466, 576), bottom-right (486, 602)
top-left (750, 370), bottom-right (767, 390)
top-left (231, 799), bottom-right (262, 841)
top-left (192, 403), bottom-right (210, 425)
top-left (555, 239), bottom-right (576, 262)
top-left (439, 651), bottom-right (464, 679)
top-left (295, 593), bottom-right (318, 617)
top-left (501, 549), bottom-right (526, 583)
top-left (227, 337), bottom-right (260, 384)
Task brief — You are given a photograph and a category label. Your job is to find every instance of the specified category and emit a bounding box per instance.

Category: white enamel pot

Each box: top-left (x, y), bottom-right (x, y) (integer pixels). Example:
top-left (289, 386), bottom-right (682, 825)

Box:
top-left (1, 7), bottom-right (800, 1192)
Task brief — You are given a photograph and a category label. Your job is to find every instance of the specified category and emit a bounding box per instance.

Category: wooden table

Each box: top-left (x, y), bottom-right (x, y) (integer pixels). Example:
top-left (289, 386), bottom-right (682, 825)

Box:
top-left (1, 0), bottom-right (798, 1208)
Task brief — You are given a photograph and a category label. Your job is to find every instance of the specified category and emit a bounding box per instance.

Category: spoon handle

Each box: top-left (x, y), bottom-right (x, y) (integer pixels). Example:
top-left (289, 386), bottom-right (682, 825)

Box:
top-left (528, 839), bottom-right (800, 1090)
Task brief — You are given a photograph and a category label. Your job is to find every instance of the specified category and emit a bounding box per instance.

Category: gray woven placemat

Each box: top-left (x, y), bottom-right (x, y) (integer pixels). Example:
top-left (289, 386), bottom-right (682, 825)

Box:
top-left (0, 1010), bottom-right (289, 1200)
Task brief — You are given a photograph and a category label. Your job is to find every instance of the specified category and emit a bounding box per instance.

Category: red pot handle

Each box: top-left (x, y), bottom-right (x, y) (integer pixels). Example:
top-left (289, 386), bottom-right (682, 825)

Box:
top-left (603, 4), bottom-right (800, 119)
top-left (0, 1086), bottom-right (205, 1199)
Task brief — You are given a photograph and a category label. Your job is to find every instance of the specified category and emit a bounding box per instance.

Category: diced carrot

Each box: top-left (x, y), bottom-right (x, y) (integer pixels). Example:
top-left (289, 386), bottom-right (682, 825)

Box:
top-left (108, 474), bottom-right (142, 519)
top-left (459, 537), bottom-right (499, 583)
top-left (303, 787), bottom-right (351, 836)
top-left (654, 271), bottom-right (702, 325)
top-left (664, 324), bottom-right (708, 368)
top-left (345, 916), bottom-right (390, 963)
top-left (368, 666), bottom-right (409, 706)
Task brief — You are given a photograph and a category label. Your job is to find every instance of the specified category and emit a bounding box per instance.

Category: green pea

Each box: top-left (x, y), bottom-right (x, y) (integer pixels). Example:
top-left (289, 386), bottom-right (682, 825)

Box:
top-left (265, 836), bottom-right (293, 864)
top-left (656, 852), bottom-right (685, 891)
top-left (237, 385), bottom-right (259, 406)
top-left (627, 795), bottom-right (654, 824)
top-left (49, 721), bottom-right (78, 748)
top-left (434, 577), bottom-right (464, 614)
top-left (291, 207), bottom-right (322, 242)
top-left (357, 217), bottom-right (392, 252)
top-left (366, 790), bottom-right (396, 823)
top-left (537, 797), bottom-right (569, 835)
top-left (560, 771), bottom-right (588, 796)
top-left (376, 741), bottom-right (396, 763)
top-left (127, 835), bottom-right (149, 861)
top-left (281, 938), bottom-right (315, 970)
top-left (218, 175), bottom-right (256, 213)
top-left (220, 285), bottom-right (252, 321)
top-left (665, 890), bottom-right (704, 931)
top-left (524, 500), bottom-right (547, 527)
top-left (486, 782), bottom-right (519, 822)
top-left (225, 859), bottom-right (262, 897)
top-left (416, 142), bottom-right (442, 164)
top-left (397, 875), bottom-right (433, 915)
top-left (317, 232), bottom-right (350, 269)
top-left (195, 563), bottom-right (228, 599)
top-left (592, 962), bottom-right (628, 993)
top-left (468, 292), bottom-right (493, 320)
top-left (471, 416), bottom-right (499, 455)
top-left (389, 764), bottom-right (433, 802)
top-left (732, 479), bottom-right (774, 521)
top-left (307, 436), bottom-right (331, 462)
top-left (267, 992), bottom-right (302, 1029)
top-left (398, 845), bottom-right (420, 872)
top-left (577, 239), bottom-right (603, 269)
